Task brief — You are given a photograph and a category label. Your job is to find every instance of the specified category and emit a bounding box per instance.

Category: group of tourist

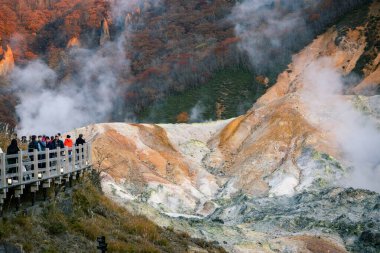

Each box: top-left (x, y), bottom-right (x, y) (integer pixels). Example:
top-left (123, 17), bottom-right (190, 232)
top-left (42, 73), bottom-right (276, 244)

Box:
top-left (5, 134), bottom-right (86, 167)
top-left (1, 134), bottom-right (86, 179)
top-left (24, 133), bottom-right (85, 153)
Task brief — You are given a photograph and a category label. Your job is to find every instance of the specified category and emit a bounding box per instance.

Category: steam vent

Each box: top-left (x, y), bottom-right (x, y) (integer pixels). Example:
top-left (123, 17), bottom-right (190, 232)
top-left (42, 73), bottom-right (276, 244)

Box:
top-left (0, 0), bottom-right (379, 252)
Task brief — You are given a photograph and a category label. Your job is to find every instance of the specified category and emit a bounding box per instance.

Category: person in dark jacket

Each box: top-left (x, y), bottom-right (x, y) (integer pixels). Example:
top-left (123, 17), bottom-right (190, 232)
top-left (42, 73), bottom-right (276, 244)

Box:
top-left (38, 135), bottom-right (46, 151)
top-left (52, 135), bottom-right (64, 160)
top-left (6, 139), bottom-right (20, 173)
top-left (38, 136), bottom-right (46, 168)
top-left (28, 135), bottom-right (40, 151)
top-left (54, 135), bottom-right (64, 149)
top-left (28, 135), bottom-right (40, 171)
top-left (44, 136), bottom-right (56, 166)
top-left (75, 134), bottom-right (86, 160)
top-left (75, 134), bottom-right (86, 146)
top-left (45, 136), bottom-right (51, 149)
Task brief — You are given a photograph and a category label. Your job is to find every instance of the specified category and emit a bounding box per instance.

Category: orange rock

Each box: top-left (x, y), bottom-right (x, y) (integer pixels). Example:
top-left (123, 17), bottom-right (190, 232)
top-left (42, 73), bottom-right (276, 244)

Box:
top-left (67, 36), bottom-right (81, 48)
top-left (255, 75), bottom-right (269, 86)
top-left (0, 45), bottom-right (14, 76)
top-left (176, 112), bottom-right (189, 123)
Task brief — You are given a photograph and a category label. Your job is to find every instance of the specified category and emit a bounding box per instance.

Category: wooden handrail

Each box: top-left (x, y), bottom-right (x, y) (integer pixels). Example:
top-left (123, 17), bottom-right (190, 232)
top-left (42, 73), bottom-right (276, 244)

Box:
top-left (0, 143), bottom-right (92, 192)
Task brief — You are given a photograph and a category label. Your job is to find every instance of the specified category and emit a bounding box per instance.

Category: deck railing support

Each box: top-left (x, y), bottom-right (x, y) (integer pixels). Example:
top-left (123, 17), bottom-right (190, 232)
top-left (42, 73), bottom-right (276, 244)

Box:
top-left (45, 148), bottom-right (50, 178)
top-left (33, 149), bottom-right (38, 181)
top-left (88, 143), bottom-right (92, 166)
top-left (1, 153), bottom-right (6, 190)
top-left (57, 147), bottom-right (62, 175)
top-left (72, 146), bottom-right (76, 178)
top-left (0, 141), bottom-right (92, 213)
top-left (18, 151), bottom-right (23, 184)
top-left (1, 153), bottom-right (6, 209)
top-left (65, 147), bottom-right (69, 173)
top-left (79, 145), bottom-right (83, 169)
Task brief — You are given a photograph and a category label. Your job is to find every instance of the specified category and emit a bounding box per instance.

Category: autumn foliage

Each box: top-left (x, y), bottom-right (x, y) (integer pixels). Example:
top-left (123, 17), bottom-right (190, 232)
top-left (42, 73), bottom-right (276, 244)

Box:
top-left (0, 0), bottom-right (373, 126)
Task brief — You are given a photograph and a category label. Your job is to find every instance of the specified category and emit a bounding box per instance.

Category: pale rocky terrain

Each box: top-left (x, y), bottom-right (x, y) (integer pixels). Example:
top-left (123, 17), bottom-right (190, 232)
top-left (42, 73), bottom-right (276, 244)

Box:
top-left (72, 2), bottom-right (380, 252)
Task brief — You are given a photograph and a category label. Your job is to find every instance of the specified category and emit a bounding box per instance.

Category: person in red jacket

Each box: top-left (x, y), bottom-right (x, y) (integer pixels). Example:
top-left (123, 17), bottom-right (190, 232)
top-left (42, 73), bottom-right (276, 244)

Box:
top-left (64, 135), bottom-right (73, 157)
top-left (64, 135), bottom-right (73, 148)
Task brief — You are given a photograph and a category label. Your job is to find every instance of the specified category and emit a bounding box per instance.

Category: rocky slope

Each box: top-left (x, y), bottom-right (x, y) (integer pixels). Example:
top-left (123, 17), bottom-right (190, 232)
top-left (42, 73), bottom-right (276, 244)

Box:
top-left (72, 4), bottom-right (380, 251)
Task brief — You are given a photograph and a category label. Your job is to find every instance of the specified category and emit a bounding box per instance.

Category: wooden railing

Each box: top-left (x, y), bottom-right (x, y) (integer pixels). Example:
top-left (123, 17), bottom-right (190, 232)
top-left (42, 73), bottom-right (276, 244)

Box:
top-left (0, 143), bottom-right (92, 205)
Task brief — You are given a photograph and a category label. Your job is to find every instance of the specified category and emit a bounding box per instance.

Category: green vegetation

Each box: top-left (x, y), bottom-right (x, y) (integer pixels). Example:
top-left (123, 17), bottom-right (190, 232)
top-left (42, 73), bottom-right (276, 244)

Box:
top-left (0, 176), bottom-right (226, 253)
top-left (138, 68), bottom-right (266, 123)
top-left (335, 2), bottom-right (378, 79)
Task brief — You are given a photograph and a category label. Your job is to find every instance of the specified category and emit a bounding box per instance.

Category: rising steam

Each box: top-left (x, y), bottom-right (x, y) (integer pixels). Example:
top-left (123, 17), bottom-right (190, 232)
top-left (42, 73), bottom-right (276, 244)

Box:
top-left (231, 0), bottom-right (380, 192)
top-left (190, 102), bottom-right (205, 123)
top-left (230, 0), bottom-right (311, 74)
top-left (11, 0), bottom-right (159, 136)
top-left (301, 58), bottom-right (380, 193)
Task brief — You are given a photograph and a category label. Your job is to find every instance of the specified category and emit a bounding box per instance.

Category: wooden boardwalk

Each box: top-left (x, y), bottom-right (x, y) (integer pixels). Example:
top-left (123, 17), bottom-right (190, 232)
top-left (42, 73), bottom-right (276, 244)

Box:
top-left (0, 143), bottom-right (92, 211)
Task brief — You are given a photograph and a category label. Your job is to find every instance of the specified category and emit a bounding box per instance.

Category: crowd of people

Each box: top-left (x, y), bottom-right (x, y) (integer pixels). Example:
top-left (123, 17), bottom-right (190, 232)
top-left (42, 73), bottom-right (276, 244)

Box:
top-left (24, 133), bottom-right (85, 154)
top-left (5, 133), bottom-right (86, 167)
top-left (7, 134), bottom-right (86, 154)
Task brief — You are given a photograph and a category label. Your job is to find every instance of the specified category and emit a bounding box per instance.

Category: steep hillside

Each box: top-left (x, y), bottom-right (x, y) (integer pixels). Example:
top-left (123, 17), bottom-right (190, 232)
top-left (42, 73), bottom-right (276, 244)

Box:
top-left (0, 177), bottom-right (226, 253)
top-left (0, 0), bottom-right (376, 128)
top-left (71, 2), bottom-right (380, 252)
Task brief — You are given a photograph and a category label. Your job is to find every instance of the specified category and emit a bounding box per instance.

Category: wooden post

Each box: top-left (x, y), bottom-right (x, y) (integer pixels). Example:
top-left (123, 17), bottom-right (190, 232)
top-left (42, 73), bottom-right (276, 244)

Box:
top-left (88, 142), bottom-right (92, 166)
top-left (18, 151), bottom-right (23, 184)
top-left (30, 150), bottom-right (39, 200)
top-left (72, 146), bottom-right (76, 172)
top-left (79, 145), bottom-right (83, 169)
top-left (33, 149), bottom-right (38, 181)
top-left (65, 147), bottom-right (69, 173)
top-left (0, 153), bottom-right (6, 207)
top-left (45, 148), bottom-right (50, 179)
top-left (15, 152), bottom-right (24, 201)
top-left (1, 153), bottom-right (6, 190)
top-left (83, 143), bottom-right (87, 167)
top-left (57, 147), bottom-right (62, 176)
top-left (64, 147), bottom-right (70, 186)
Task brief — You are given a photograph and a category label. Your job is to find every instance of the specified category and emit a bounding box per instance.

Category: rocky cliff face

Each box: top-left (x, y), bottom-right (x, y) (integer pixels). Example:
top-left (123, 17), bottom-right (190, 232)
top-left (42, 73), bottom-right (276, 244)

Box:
top-left (74, 5), bottom-right (380, 251)
top-left (0, 45), bottom-right (15, 76)
top-left (99, 18), bottom-right (111, 46)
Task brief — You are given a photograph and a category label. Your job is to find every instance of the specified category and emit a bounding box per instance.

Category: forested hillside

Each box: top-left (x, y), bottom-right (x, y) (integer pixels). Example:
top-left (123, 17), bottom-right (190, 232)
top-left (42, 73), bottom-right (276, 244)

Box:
top-left (0, 0), bottom-right (375, 126)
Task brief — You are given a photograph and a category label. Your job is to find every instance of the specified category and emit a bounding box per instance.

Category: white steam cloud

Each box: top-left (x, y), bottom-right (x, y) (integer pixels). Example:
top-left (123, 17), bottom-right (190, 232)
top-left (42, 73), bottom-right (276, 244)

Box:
top-left (230, 0), bottom-right (310, 73)
top-left (12, 46), bottom-right (124, 135)
top-left (231, 0), bottom-right (380, 192)
top-left (301, 58), bottom-right (380, 193)
top-left (190, 102), bottom-right (205, 122)
top-left (11, 0), bottom-right (158, 136)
